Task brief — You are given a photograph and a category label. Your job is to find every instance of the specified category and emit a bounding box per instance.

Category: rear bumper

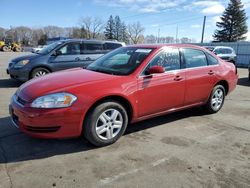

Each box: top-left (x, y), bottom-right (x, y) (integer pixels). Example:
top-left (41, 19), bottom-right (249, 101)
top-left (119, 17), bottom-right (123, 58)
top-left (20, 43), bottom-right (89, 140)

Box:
top-left (9, 95), bottom-right (85, 139)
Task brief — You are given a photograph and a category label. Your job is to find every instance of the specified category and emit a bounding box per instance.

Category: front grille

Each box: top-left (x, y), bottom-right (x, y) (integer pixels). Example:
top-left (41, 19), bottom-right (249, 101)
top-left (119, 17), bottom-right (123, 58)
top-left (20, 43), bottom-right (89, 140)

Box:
top-left (25, 126), bottom-right (61, 133)
top-left (17, 96), bottom-right (27, 106)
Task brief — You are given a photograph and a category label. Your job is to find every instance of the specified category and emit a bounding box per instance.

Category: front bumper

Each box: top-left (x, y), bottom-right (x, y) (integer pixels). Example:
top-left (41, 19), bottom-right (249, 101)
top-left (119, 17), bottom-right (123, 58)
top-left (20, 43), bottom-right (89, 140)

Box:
top-left (7, 67), bottom-right (30, 82)
top-left (9, 95), bottom-right (85, 139)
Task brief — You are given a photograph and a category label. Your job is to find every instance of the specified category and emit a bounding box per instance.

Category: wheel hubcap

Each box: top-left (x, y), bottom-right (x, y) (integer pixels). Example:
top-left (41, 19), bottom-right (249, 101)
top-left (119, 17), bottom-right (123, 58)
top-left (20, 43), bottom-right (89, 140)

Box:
top-left (95, 109), bottom-right (123, 140)
top-left (211, 88), bottom-right (224, 110)
top-left (35, 71), bottom-right (48, 77)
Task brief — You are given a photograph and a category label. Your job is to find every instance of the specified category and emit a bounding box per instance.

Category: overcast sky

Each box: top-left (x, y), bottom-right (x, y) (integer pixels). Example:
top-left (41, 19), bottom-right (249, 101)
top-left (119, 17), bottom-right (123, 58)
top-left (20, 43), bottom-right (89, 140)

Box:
top-left (1, 0), bottom-right (250, 42)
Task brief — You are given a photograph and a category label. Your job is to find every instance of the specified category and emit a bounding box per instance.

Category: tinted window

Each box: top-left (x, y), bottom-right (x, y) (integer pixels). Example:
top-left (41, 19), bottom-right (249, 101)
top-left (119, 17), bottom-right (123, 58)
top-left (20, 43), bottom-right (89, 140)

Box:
top-left (58, 43), bottom-right (81, 55)
top-left (84, 43), bottom-right (103, 53)
top-left (146, 48), bottom-right (180, 72)
top-left (183, 48), bottom-right (207, 68)
top-left (206, 53), bottom-right (219, 65)
top-left (104, 43), bottom-right (123, 50)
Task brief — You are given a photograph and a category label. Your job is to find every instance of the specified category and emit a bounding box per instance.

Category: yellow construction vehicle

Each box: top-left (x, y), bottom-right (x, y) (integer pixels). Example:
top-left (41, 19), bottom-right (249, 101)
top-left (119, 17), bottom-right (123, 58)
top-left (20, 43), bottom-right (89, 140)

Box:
top-left (0, 40), bottom-right (22, 52)
top-left (0, 41), bottom-right (11, 52)
top-left (11, 42), bottom-right (22, 52)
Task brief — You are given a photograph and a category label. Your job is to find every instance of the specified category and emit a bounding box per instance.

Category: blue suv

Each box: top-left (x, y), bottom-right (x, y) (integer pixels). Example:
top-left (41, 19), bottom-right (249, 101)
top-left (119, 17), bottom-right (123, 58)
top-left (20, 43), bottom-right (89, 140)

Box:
top-left (7, 39), bottom-right (125, 82)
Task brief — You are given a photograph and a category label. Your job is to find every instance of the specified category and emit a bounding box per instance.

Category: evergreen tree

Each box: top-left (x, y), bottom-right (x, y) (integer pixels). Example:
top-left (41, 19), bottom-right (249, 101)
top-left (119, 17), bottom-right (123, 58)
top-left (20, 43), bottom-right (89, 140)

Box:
top-left (121, 22), bottom-right (129, 43)
top-left (213, 0), bottom-right (248, 42)
top-left (105, 15), bottom-right (115, 40)
top-left (114, 16), bottom-right (122, 41)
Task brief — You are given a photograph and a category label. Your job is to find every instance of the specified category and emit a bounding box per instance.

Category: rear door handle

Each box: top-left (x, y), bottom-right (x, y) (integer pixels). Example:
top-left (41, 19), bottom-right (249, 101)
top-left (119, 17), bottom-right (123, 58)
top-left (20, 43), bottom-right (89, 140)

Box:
top-left (75, 57), bottom-right (80, 61)
top-left (208, 70), bottom-right (215, 75)
top-left (86, 57), bottom-right (91, 61)
top-left (174, 75), bottom-right (183, 81)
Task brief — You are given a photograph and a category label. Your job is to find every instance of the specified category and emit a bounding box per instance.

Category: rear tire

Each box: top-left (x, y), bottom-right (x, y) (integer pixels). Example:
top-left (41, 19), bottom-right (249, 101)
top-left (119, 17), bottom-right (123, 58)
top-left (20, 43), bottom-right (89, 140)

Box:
top-left (31, 67), bottom-right (50, 79)
top-left (84, 101), bottom-right (128, 147)
top-left (14, 47), bottom-right (21, 52)
top-left (205, 85), bottom-right (225, 114)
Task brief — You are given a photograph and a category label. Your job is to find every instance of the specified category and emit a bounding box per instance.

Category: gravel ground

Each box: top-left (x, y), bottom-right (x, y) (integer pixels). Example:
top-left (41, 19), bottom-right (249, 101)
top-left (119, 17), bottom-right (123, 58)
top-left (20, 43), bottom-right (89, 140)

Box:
top-left (0, 52), bottom-right (250, 188)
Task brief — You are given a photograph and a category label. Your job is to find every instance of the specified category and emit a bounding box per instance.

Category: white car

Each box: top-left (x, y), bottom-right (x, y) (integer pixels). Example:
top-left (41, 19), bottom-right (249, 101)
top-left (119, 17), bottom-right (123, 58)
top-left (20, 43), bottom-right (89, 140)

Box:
top-left (32, 45), bottom-right (47, 53)
top-left (204, 46), bottom-right (237, 65)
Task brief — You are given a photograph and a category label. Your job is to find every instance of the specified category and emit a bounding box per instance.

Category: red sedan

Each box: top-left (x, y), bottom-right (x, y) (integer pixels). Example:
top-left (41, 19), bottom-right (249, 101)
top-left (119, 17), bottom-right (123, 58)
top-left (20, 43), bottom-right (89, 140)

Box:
top-left (9, 44), bottom-right (238, 146)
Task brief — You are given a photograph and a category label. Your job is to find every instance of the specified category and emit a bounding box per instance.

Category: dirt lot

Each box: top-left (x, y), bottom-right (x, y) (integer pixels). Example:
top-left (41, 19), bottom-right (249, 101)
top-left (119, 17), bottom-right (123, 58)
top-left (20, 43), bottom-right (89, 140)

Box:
top-left (0, 52), bottom-right (250, 188)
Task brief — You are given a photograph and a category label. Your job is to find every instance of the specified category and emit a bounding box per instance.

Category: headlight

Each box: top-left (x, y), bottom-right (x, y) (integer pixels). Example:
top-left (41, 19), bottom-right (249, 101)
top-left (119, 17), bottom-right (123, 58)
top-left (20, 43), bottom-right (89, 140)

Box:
top-left (31, 93), bottom-right (77, 108)
top-left (14, 60), bottom-right (29, 68)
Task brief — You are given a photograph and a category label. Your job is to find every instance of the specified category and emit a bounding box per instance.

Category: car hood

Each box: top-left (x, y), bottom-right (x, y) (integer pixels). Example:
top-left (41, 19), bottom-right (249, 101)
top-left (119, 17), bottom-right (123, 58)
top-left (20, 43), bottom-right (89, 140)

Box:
top-left (17, 68), bottom-right (117, 102)
top-left (12, 53), bottom-right (41, 62)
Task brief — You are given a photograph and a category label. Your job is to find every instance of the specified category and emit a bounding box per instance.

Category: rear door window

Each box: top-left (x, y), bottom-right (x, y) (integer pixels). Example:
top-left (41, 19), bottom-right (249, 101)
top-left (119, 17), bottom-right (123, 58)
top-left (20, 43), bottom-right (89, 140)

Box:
top-left (83, 43), bottom-right (104, 54)
top-left (206, 53), bottom-right (219, 65)
top-left (182, 48), bottom-right (208, 68)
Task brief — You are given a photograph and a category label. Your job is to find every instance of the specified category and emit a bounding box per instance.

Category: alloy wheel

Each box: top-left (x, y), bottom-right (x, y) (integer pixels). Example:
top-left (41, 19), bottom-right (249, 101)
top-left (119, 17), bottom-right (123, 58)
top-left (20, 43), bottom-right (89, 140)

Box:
top-left (95, 109), bottom-right (123, 140)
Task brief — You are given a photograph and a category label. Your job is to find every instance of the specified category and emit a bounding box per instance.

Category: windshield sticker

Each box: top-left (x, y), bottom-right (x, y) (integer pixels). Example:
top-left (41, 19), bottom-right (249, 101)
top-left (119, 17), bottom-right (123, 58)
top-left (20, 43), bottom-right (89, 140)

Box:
top-left (135, 49), bottom-right (152, 53)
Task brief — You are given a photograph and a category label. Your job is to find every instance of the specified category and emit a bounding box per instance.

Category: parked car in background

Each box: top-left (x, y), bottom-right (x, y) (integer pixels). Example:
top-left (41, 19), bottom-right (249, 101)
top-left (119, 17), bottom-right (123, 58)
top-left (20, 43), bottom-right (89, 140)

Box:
top-left (7, 39), bottom-right (125, 82)
top-left (31, 45), bottom-right (47, 53)
top-left (9, 44), bottom-right (238, 146)
top-left (204, 46), bottom-right (237, 65)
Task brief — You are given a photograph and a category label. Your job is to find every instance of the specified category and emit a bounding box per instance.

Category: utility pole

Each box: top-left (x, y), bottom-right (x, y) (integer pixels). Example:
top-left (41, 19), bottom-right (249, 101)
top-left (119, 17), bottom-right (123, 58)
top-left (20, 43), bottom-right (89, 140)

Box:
top-left (201, 16), bottom-right (206, 43)
top-left (157, 28), bottom-right (160, 43)
top-left (175, 25), bottom-right (178, 43)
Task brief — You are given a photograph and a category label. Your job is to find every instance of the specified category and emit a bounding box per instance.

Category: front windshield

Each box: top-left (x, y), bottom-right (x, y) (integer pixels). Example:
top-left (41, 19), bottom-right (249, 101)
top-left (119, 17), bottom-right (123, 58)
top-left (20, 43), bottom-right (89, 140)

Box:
top-left (86, 47), bottom-right (154, 75)
top-left (37, 41), bottom-right (63, 55)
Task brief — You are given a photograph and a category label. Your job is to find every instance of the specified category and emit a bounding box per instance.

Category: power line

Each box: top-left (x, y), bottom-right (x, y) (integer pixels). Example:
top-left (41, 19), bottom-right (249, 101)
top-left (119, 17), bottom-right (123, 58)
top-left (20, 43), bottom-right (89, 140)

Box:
top-left (143, 16), bottom-right (203, 28)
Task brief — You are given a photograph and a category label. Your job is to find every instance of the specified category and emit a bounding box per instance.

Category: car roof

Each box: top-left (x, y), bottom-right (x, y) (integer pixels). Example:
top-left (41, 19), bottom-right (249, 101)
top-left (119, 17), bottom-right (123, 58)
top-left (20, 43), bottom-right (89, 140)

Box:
top-left (127, 44), bottom-right (208, 50)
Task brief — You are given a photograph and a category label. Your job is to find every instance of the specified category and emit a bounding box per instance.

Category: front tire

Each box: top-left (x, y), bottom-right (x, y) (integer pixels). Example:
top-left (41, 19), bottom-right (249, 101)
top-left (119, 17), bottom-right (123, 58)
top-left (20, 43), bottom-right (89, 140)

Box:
top-left (205, 85), bottom-right (225, 114)
top-left (84, 101), bottom-right (128, 147)
top-left (31, 67), bottom-right (50, 79)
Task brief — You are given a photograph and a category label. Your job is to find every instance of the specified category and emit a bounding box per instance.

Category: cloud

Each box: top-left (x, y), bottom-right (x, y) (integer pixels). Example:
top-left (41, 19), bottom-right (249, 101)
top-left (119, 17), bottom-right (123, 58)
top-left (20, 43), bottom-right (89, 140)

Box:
top-left (191, 24), bottom-right (201, 28)
top-left (192, 1), bottom-right (225, 15)
top-left (95, 0), bottom-right (187, 13)
top-left (241, 0), bottom-right (250, 8)
top-left (151, 24), bottom-right (159, 27)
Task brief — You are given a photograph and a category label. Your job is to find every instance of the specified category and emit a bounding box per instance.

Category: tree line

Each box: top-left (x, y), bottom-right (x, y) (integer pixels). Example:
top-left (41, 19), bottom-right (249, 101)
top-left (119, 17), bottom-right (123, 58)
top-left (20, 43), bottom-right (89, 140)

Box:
top-left (0, 15), bottom-right (145, 46)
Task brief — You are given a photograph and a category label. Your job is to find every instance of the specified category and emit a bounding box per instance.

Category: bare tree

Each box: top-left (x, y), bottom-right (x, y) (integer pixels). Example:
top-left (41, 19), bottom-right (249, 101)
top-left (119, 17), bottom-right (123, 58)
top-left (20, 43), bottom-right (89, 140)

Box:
top-left (0, 27), bottom-right (6, 40)
top-left (127, 22), bottom-right (145, 44)
top-left (79, 16), bottom-right (104, 39)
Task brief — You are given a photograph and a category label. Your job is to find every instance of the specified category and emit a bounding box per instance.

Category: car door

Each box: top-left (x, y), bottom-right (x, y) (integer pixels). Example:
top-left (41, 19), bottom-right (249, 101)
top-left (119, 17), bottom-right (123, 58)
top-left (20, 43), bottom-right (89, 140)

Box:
top-left (49, 42), bottom-right (84, 71)
top-left (181, 48), bottom-right (217, 105)
top-left (81, 42), bottom-right (105, 67)
top-left (137, 48), bottom-right (185, 117)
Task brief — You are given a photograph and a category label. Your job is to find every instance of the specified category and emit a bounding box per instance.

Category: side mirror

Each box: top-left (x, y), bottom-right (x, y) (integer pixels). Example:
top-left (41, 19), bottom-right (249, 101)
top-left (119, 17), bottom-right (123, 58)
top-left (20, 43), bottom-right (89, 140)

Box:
top-left (145, 66), bottom-right (165, 75)
top-left (213, 51), bottom-right (217, 55)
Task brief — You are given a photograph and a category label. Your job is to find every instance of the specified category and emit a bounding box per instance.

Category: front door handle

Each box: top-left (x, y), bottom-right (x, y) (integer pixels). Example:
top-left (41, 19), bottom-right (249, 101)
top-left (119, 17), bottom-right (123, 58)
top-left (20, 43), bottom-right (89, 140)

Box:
top-left (208, 70), bottom-right (215, 75)
top-left (86, 57), bottom-right (91, 61)
top-left (75, 57), bottom-right (80, 61)
top-left (174, 75), bottom-right (183, 81)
